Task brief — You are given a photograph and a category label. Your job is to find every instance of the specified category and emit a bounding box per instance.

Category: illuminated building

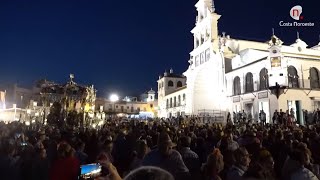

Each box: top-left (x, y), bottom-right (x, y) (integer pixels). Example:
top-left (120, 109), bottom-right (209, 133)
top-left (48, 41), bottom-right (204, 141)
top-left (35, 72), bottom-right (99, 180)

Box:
top-left (95, 89), bottom-right (158, 118)
top-left (157, 0), bottom-right (320, 125)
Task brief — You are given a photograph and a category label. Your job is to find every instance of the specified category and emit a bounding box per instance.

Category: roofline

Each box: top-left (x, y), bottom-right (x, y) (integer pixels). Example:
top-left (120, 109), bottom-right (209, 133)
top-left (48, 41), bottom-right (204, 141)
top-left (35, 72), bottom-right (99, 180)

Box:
top-left (227, 57), bottom-right (268, 73)
top-left (166, 85), bottom-right (187, 96)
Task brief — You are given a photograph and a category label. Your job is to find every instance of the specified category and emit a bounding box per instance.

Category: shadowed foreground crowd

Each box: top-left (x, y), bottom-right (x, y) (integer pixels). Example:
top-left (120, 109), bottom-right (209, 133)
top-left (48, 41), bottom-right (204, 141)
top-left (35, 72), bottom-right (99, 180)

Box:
top-left (1, 119), bottom-right (320, 180)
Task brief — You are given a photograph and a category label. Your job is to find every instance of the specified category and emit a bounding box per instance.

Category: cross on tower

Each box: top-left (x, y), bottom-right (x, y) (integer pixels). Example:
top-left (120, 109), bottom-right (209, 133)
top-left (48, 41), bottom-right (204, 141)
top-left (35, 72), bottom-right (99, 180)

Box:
top-left (70, 74), bottom-right (75, 82)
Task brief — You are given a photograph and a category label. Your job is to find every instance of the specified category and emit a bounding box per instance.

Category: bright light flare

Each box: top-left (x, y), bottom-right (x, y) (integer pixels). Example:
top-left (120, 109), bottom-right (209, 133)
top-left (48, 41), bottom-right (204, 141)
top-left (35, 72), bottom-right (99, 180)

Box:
top-left (110, 94), bottom-right (119, 102)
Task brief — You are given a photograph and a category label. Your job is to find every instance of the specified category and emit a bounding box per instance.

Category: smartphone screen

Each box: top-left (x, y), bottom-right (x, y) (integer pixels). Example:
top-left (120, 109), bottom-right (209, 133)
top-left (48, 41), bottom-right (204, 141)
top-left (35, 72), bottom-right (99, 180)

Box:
top-left (80, 163), bottom-right (102, 176)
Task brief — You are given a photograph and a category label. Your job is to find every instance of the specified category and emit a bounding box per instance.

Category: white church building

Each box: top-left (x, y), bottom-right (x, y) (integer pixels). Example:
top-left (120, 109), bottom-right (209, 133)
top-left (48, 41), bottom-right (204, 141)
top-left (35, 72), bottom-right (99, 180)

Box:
top-left (157, 0), bottom-right (320, 124)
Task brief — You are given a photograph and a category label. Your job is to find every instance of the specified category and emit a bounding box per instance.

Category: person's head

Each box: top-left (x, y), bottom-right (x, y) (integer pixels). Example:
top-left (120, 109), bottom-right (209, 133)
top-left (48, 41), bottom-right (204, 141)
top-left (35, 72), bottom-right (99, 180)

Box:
top-left (179, 136), bottom-right (191, 148)
top-left (123, 166), bottom-right (174, 180)
top-left (57, 142), bottom-right (74, 159)
top-left (103, 140), bottom-right (113, 153)
top-left (136, 140), bottom-right (148, 159)
top-left (224, 129), bottom-right (233, 143)
top-left (234, 147), bottom-right (251, 168)
top-left (0, 139), bottom-right (15, 156)
top-left (38, 130), bottom-right (46, 142)
top-left (76, 141), bottom-right (85, 152)
top-left (157, 132), bottom-right (175, 156)
top-left (258, 149), bottom-right (274, 170)
top-left (292, 142), bottom-right (312, 166)
top-left (35, 146), bottom-right (47, 159)
top-left (205, 148), bottom-right (224, 175)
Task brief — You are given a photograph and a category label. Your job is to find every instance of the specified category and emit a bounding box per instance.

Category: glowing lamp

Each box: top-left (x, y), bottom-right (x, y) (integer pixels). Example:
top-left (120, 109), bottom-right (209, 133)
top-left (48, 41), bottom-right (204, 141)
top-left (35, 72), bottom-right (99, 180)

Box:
top-left (110, 94), bottom-right (119, 102)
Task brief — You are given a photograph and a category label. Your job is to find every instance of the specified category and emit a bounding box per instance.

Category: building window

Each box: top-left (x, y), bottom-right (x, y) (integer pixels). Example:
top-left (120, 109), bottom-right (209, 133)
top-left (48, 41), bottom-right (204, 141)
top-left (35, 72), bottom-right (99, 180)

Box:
top-left (200, 35), bottom-right (204, 45)
top-left (183, 94), bottom-right (186, 101)
top-left (245, 72), bottom-right (254, 93)
top-left (168, 80), bottom-right (174, 87)
top-left (233, 76), bottom-right (241, 95)
top-left (195, 55), bottom-right (199, 67)
top-left (259, 68), bottom-right (269, 90)
top-left (195, 38), bottom-right (199, 48)
top-left (131, 106), bottom-right (133, 112)
top-left (200, 52), bottom-right (205, 64)
top-left (205, 49), bottom-right (210, 62)
top-left (166, 99), bottom-right (169, 108)
top-left (178, 95), bottom-right (181, 106)
top-left (177, 81), bottom-right (182, 88)
top-left (116, 105), bottom-right (118, 108)
top-left (310, 67), bottom-right (320, 89)
top-left (174, 97), bottom-right (176, 107)
top-left (127, 106), bottom-right (129, 109)
top-left (150, 96), bottom-right (153, 100)
top-left (150, 104), bottom-right (153, 108)
top-left (288, 66), bottom-right (299, 88)
top-left (170, 98), bottom-right (172, 108)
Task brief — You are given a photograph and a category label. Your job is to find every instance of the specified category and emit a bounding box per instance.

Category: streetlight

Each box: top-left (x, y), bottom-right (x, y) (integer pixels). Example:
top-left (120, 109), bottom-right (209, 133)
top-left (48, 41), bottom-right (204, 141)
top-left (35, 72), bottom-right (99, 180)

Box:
top-left (27, 109), bottom-right (31, 122)
top-left (110, 94), bottom-right (119, 117)
top-left (110, 94), bottom-right (119, 102)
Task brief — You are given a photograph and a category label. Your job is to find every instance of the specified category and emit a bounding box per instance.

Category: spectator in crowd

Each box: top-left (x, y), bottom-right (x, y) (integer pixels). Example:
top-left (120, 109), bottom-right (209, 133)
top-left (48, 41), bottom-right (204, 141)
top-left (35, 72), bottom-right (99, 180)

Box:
top-left (32, 146), bottom-right (49, 180)
top-left (178, 136), bottom-right (201, 179)
top-left (75, 140), bottom-right (88, 165)
top-left (50, 142), bottom-right (80, 180)
top-left (130, 140), bottom-right (149, 170)
top-left (217, 129), bottom-right (239, 152)
top-left (226, 147), bottom-right (251, 180)
top-left (142, 132), bottom-right (190, 180)
top-left (202, 148), bottom-right (224, 180)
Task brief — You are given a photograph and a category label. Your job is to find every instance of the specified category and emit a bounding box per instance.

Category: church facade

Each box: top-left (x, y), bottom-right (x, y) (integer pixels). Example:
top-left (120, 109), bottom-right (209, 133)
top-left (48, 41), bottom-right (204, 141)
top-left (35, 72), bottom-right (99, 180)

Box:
top-left (157, 0), bottom-right (320, 124)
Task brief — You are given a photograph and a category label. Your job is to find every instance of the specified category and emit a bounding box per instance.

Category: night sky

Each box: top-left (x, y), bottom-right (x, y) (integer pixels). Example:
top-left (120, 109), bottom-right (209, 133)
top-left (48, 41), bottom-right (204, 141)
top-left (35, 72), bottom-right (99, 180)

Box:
top-left (0, 0), bottom-right (319, 98)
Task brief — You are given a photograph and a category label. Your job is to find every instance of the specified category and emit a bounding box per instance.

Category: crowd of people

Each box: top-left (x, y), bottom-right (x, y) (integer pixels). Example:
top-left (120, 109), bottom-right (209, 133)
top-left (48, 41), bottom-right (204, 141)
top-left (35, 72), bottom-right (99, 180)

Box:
top-left (232, 108), bottom-right (320, 126)
top-left (1, 116), bottom-right (320, 180)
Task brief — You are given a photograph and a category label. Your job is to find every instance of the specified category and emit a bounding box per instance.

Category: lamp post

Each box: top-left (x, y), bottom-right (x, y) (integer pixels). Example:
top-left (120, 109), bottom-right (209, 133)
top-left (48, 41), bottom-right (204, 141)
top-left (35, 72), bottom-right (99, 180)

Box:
top-left (27, 109), bottom-right (31, 122)
top-left (110, 94), bottom-right (119, 118)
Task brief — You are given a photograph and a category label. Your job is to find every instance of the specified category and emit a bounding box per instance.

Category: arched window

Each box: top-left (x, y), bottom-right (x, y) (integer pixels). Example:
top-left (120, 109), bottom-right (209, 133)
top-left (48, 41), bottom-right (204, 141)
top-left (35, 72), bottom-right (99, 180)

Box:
top-left (178, 95), bottom-right (181, 106)
top-left (259, 68), bottom-right (269, 90)
top-left (195, 38), bottom-right (199, 48)
top-left (288, 66), bottom-right (299, 88)
top-left (183, 94), bottom-right (186, 101)
top-left (200, 35), bottom-right (204, 45)
top-left (233, 76), bottom-right (241, 95)
top-left (170, 98), bottom-right (172, 108)
top-left (166, 99), bottom-right (169, 108)
top-left (174, 97), bottom-right (176, 107)
top-left (168, 80), bottom-right (174, 87)
top-left (310, 67), bottom-right (320, 89)
top-left (177, 81), bottom-right (182, 88)
top-left (245, 72), bottom-right (254, 93)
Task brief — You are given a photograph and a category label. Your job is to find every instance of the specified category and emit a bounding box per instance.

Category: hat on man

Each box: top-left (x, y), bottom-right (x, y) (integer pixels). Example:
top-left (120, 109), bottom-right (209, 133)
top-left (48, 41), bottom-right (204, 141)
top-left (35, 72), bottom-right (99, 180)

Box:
top-left (157, 132), bottom-right (176, 147)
